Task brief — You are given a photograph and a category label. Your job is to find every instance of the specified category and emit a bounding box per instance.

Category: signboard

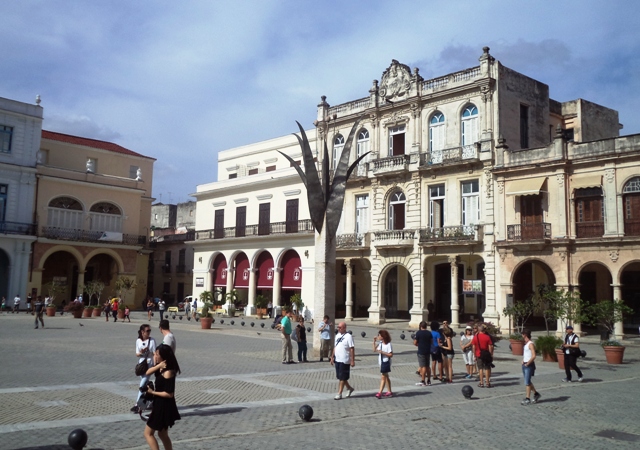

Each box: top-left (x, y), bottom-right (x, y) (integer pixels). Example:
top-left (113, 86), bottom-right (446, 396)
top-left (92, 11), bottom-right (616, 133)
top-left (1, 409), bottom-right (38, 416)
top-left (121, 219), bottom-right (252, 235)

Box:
top-left (195, 277), bottom-right (204, 287)
top-left (462, 279), bottom-right (483, 294)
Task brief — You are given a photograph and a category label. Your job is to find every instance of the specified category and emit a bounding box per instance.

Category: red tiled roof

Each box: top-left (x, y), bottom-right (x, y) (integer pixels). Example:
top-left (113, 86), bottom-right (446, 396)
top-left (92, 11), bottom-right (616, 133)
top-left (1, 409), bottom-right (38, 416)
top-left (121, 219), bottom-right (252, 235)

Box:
top-left (42, 130), bottom-right (155, 160)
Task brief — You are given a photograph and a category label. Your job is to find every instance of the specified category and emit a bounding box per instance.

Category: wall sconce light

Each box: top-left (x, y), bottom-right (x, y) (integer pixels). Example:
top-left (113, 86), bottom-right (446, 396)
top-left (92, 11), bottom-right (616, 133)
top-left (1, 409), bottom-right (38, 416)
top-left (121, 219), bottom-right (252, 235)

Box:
top-left (198, 257), bottom-right (202, 263)
top-left (304, 250), bottom-right (309, 258)
top-left (467, 267), bottom-right (472, 276)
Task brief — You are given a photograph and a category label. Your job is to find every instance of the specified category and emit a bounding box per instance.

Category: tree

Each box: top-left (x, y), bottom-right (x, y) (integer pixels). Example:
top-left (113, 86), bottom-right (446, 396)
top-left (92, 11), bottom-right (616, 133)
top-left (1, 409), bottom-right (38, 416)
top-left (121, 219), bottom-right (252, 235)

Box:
top-left (290, 293), bottom-right (304, 314)
top-left (83, 281), bottom-right (105, 306)
top-left (585, 299), bottom-right (633, 341)
top-left (503, 296), bottom-right (536, 334)
top-left (114, 276), bottom-right (137, 304)
top-left (42, 281), bottom-right (67, 306)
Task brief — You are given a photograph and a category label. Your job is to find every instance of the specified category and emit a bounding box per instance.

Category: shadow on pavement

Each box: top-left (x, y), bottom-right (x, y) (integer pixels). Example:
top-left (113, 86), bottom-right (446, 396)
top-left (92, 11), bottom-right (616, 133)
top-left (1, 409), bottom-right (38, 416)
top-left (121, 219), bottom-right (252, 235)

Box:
top-left (181, 406), bottom-right (245, 417)
top-left (540, 395), bottom-right (570, 403)
top-left (15, 447), bottom-right (104, 450)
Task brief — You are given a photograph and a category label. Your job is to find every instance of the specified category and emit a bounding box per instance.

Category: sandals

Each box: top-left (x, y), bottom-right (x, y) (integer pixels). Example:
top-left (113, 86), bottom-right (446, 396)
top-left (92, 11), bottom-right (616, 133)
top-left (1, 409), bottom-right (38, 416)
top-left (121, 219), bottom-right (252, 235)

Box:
top-left (478, 382), bottom-right (485, 388)
top-left (486, 382), bottom-right (493, 388)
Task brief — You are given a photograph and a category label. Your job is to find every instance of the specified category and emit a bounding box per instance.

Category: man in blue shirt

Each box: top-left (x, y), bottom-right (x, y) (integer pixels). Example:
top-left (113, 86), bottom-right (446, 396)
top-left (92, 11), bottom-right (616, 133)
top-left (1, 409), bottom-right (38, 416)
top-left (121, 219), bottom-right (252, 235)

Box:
top-left (279, 308), bottom-right (295, 364)
top-left (430, 321), bottom-right (444, 382)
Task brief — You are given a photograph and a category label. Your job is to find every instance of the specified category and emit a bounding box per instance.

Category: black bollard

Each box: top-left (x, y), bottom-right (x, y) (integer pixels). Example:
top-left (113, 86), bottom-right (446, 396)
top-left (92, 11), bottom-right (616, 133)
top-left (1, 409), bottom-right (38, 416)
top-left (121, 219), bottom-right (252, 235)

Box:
top-left (307, 327), bottom-right (311, 333)
top-left (261, 322), bottom-right (265, 328)
top-left (361, 331), bottom-right (366, 338)
top-left (230, 320), bottom-right (234, 325)
top-left (250, 322), bottom-right (255, 327)
top-left (241, 321), bottom-right (245, 326)
top-left (220, 319), bottom-right (224, 325)
top-left (400, 333), bottom-right (406, 340)
top-left (462, 385), bottom-right (474, 399)
top-left (298, 404), bottom-right (313, 421)
top-left (68, 428), bottom-right (88, 450)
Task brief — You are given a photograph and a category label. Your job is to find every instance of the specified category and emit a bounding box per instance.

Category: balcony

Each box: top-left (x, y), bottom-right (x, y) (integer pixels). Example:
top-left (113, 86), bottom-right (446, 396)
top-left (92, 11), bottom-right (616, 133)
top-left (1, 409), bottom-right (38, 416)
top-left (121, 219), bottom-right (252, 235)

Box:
top-left (419, 145), bottom-right (478, 167)
top-left (419, 225), bottom-right (478, 243)
top-left (576, 221), bottom-right (604, 239)
top-left (372, 154), bottom-right (410, 175)
top-left (373, 229), bottom-right (416, 248)
top-left (41, 227), bottom-right (146, 245)
top-left (336, 233), bottom-right (370, 249)
top-left (0, 221), bottom-right (36, 236)
top-left (624, 219), bottom-right (640, 236)
top-left (195, 219), bottom-right (314, 241)
top-left (507, 223), bottom-right (551, 241)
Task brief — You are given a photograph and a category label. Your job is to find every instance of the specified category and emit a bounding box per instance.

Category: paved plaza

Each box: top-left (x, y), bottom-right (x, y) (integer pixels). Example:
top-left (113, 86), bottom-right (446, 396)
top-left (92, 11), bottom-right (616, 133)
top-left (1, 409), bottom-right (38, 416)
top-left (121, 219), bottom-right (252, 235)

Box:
top-left (1, 311), bottom-right (639, 450)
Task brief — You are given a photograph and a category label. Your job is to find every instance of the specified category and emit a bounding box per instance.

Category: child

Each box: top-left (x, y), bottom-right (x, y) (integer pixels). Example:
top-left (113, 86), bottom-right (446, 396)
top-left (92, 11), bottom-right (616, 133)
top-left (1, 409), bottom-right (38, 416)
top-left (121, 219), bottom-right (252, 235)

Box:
top-left (373, 329), bottom-right (393, 398)
top-left (124, 306), bottom-right (131, 322)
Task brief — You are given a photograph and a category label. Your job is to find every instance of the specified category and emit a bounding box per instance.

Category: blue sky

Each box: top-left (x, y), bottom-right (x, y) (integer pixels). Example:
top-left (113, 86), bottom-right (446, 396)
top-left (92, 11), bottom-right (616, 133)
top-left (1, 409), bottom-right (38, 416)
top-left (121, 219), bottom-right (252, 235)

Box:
top-left (2, 0), bottom-right (639, 203)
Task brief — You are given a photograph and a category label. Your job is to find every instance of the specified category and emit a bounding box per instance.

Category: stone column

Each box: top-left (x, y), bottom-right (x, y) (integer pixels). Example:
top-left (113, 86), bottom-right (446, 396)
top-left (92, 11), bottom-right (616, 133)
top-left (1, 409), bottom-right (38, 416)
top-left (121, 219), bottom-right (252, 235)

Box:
top-left (612, 284), bottom-right (624, 339)
top-left (272, 268), bottom-right (282, 308)
top-left (344, 259), bottom-right (353, 321)
top-left (449, 256), bottom-right (460, 328)
top-left (247, 268), bottom-right (257, 315)
top-left (77, 270), bottom-right (86, 299)
top-left (225, 269), bottom-right (234, 296)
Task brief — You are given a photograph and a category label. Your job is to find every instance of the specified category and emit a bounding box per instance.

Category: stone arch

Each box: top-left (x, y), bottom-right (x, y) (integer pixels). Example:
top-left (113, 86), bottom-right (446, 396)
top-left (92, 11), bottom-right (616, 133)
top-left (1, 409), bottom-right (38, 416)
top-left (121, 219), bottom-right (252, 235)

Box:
top-left (83, 248), bottom-right (125, 273)
top-left (37, 245), bottom-right (83, 271)
top-left (511, 258), bottom-right (556, 304)
top-left (576, 261), bottom-right (613, 305)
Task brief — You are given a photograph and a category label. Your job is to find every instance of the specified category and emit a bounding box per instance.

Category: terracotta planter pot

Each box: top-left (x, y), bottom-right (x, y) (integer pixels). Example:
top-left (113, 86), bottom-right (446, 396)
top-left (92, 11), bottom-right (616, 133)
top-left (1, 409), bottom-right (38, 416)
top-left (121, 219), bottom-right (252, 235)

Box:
top-left (72, 310), bottom-right (83, 319)
top-left (117, 310), bottom-right (125, 319)
top-left (92, 308), bottom-right (101, 317)
top-left (603, 345), bottom-right (625, 364)
top-left (46, 307), bottom-right (57, 317)
top-left (200, 317), bottom-right (213, 329)
top-left (555, 348), bottom-right (565, 369)
top-left (82, 308), bottom-right (93, 318)
top-left (510, 339), bottom-right (524, 356)
top-left (542, 351), bottom-right (558, 362)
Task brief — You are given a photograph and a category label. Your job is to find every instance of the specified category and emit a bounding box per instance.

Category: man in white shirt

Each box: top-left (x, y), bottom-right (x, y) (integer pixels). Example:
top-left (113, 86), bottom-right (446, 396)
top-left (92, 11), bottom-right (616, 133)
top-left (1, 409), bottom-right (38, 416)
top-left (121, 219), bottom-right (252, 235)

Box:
top-left (331, 322), bottom-right (355, 400)
top-left (159, 319), bottom-right (177, 353)
top-left (13, 295), bottom-right (21, 313)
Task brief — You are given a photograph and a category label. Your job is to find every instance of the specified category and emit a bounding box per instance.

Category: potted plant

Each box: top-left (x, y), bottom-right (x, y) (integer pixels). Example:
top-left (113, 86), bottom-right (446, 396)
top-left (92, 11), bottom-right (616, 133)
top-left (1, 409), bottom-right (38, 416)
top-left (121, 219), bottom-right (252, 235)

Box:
top-left (254, 294), bottom-right (268, 319)
top-left (534, 335), bottom-right (563, 362)
top-left (82, 305), bottom-right (93, 318)
top-left (224, 290), bottom-right (238, 317)
top-left (199, 290), bottom-right (214, 329)
top-left (503, 298), bottom-right (534, 355)
top-left (115, 276), bottom-right (137, 310)
top-left (84, 280), bottom-right (105, 316)
top-left (63, 301), bottom-right (84, 319)
top-left (586, 299), bottom-right (633, 364)
top-left (117, 302), bottom-right (126, 319)
top-left (290, 293), bottom-right (304, 317)
top-left (43, 281), bottom-right (66, 317)
top-left (508, 333), bottom-right (525, 355)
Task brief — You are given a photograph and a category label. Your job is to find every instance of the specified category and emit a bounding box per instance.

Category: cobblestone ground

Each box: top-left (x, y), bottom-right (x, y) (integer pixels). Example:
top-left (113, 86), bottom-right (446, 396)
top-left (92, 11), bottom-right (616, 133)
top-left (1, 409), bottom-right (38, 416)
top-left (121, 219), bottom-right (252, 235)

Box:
top-left (1, 311), bottom-right (639, 449)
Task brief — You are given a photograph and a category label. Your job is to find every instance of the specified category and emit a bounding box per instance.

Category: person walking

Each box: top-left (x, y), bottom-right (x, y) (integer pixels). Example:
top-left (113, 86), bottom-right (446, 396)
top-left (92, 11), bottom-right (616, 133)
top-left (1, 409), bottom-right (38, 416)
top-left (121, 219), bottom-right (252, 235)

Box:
top-left (374, 329), bottom-right (393, 398)
top-left (13, 294), bottom-right (20, 313)
top-left (26, 293), bottom-right (32, 312)
top-left (473, 324), bottom-right (494, 388)
top-left (191, 298), bottom-right (198, 320)
top-left (104, 301), bottom-right (111, 322)
top-left (267, 300), bottom-right (273, 319)
top-left (158, 300), bottom-right (166, 321)
top-left (414, 321), bottom-right (433, 386)
top-left (124, 306), bottom-right (131, 322)
top-left (562, 325), bottom-right (583, 382)
top-left (295, 316), bottom-right (308, 362)
top-left (112, 298), bottom-right (119, 322)
top-left (430, 321), bottom-right (444, 382)
top-left (133, 324), bottom-right (156, 413)
top-left (440, 328), bottom-right (455, 383)
top-left (521, 329), bottom-right (541, 405)
top-left (460, 326), bottom-right (475, 379)
top-left (34, 296), bottom-right (45, 329)
top-left (143, 344), bottom-right (181, 450)
top-left (331, 322), bottom-right (355, 400)
top-left (278, 308), bottom-right (294, 364)
top-left (159, 319), bottom-right (176, 353)
top-left (146, 297), bottom-right (155, 321)
top-left (318, 315), bottom-right (332, 362)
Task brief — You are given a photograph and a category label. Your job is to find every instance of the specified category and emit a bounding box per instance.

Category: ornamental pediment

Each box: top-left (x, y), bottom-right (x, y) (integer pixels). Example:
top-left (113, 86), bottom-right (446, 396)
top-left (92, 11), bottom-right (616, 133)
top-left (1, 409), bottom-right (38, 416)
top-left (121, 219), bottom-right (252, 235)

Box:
top-left (379, 60), bottom-right (412, 101)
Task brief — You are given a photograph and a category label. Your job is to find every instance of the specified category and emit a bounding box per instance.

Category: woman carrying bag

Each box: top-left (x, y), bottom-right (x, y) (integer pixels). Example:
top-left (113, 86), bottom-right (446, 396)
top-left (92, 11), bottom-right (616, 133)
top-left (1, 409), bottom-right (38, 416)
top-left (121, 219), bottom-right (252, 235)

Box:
top-left (133, 324), bottom-right (156, 413)
top-left (373, 329), bottom-right (394, 398)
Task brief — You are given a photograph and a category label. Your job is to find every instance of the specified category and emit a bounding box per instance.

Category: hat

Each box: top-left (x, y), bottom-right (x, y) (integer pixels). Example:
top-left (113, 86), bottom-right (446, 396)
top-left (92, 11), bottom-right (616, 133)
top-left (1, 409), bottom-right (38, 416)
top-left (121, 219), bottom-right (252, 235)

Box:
top-left (465, 326), bottom-right (473, 330)
top-left (565, 325), bottom-right (574, 330)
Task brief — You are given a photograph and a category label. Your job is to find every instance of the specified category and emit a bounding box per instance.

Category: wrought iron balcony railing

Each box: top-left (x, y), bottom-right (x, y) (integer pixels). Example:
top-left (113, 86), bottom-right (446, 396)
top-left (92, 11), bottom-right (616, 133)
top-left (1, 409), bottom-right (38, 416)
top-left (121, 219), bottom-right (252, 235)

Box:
top-left (419, 225), bottom-right (477, 243)
top-left (41, 227), bottom-right (146, 245)
top-left (0, 221), bottom-right (36, 236)
top-left (336, 233), bottom-right (369, 248)
top-left (195, 219), bottom-right (314, 240)
top-left (507, 223), bottom-right (551, 240)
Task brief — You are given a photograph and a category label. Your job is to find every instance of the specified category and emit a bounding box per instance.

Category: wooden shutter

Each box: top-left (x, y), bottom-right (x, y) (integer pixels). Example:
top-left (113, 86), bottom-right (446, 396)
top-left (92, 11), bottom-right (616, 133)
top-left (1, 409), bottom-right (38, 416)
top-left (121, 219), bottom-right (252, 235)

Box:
top-left (235, 206), bottom-right (246, 237)
top-left (214, 209), bottom-right (224, 239)
top-left (258, 203), bottom-right (270, 235)
top-left (286, 199), bottom-right (299, 233)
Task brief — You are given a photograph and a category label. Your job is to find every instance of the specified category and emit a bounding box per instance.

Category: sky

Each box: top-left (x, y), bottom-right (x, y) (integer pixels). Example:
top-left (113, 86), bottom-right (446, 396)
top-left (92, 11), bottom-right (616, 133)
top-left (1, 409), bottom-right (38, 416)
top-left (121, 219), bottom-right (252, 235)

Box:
top-left (3, 0), bottom-right (640, 203)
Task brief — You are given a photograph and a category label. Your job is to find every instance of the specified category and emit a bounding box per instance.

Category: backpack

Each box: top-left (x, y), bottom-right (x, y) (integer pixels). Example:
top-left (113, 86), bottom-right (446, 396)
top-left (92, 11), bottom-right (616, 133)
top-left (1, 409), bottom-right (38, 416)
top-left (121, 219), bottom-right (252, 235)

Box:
top-left (274, 315), bottom-right (283, 325)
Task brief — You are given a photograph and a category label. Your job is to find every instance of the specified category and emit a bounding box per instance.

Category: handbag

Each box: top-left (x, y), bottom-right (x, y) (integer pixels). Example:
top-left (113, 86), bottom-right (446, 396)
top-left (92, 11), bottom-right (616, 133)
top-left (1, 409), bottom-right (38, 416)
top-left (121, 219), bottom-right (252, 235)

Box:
top-left (135, 349), bottom-right (149, 376)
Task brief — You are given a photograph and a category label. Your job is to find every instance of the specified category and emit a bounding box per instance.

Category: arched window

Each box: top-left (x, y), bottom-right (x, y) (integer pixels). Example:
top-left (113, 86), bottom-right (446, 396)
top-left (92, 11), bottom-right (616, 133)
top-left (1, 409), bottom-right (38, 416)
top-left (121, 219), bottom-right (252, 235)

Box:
top-left (388, 191), bottom-right (406, 230)
top-left (623, 177), bottom-right (640, 236)
top-left (461, 105), bottom-right (479, 147)
top-left (429, 112), bottom-right (445, 163)
top-left (47, 197), bottom-right (84, 229)
top-left (332, 134), bottom-right (345, 169)
top-left (356, 129), bottom-right (370, 176)
top-left (575, 187), bottom-right (604, 238)
top-left (89, 202), bottom-right (123, 232)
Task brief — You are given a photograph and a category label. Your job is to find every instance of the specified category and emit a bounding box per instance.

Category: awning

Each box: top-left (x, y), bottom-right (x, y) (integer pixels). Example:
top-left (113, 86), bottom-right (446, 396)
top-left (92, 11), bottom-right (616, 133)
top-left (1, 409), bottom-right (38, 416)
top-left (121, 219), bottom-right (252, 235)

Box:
top-left (281, 250), bottom-right (302, 290)
top-left (256, 251), bottom-right (274, 289)
top-left (234, 253), bottom-right (250, 289)
top-left (506, 177), bottom-right (547, 196)
top-left (571, 175), bottom-right (602, 190)
top-left (212, 254), bottom-right (227, 287)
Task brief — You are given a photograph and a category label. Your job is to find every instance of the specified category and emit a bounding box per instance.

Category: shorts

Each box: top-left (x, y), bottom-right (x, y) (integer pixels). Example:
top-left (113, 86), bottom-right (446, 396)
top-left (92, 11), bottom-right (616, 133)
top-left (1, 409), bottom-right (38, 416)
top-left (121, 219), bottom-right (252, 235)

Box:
top-left (522, 363), bottom-right (534, 385)
top-left (417, 353), bottom-right (431, 368)
top-left (335, 362), bottom-right (351, 381)
top-left (462, 351), bottom-right (475, 366)
top-left (476, 358), bottom-right (490, 370)
top-left (431, 351), bottom-right (442, 363)
top-left (445, 353), bottom-right (455, 360)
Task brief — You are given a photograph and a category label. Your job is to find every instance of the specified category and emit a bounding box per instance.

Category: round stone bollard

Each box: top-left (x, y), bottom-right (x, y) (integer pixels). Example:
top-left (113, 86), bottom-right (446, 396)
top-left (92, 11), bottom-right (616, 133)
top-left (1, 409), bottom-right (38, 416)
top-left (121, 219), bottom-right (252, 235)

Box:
top-left (298, 404), bottom-right (313, 422)
top-left (400, 333), bottom-right (406, 340)
top-left (230, 320), bottom-right (235, 325)
top-left (250, 322), bottom-right (255, 327)
top-left (271, 323), bottom-right (276, 329)
top-left (68, 428), bottom-right (88, 450)
top-left (220, 319), bottom-right (224, 325)
top-left (462, 385), bottom-right (474, 399)
top-left (241, 321), bottom-right (245, 326)
top-left (307, 327), bottom-right (311, 333)
top-left (361, 331), bottom-right (366, 338)
top-left (261, 322), bottom-right (265, 328)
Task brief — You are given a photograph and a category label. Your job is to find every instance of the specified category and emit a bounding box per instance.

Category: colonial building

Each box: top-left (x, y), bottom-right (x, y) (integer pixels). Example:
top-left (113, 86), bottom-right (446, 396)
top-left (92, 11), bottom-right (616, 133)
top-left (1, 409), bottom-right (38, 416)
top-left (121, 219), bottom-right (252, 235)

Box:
top-left (148, 201), bottom-right (196, 304)
top-left (192, 47), bottom-right (639, 332)
top-left (30, 130), bottom-right (155, 307)
top-left (0, 96), bottom-right (42, 303)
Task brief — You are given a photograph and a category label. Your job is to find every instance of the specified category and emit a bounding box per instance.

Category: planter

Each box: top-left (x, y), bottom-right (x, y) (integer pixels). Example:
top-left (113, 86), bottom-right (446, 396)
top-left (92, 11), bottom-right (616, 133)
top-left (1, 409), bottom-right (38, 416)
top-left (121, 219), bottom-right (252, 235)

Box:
top-left (200, 317), bottom-right (213, 329)
top-left (510, 339), bottom-right (524, 356)
top-left (92, 307), bottom-right (101, 317)
top-left (542, 352), bottom-right (557, 362)
top-left (555, 348), bottom-right (565, 369)
top-left (82, 308), bottom-right (93, 318)
top-left (603, 345), bottom-right (625, 364)
top-left (117, 310), bottom-right (125, 319)
top-left (46, 307), bottom-right (57, 317)
top-left (72, 310), bottom-right (83, 319)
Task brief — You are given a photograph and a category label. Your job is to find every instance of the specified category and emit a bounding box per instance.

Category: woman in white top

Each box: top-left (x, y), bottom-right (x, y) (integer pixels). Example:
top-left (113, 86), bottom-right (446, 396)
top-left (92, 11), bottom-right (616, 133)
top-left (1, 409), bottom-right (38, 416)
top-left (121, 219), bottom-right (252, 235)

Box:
top-left (460, 326), bottom-right (476, 379)
top-left (373, 329), bottom-right (394, 398)
top-left (521, 329), bottom-right (540, 405)
top-left (133, 323), bottom-right (156, 413)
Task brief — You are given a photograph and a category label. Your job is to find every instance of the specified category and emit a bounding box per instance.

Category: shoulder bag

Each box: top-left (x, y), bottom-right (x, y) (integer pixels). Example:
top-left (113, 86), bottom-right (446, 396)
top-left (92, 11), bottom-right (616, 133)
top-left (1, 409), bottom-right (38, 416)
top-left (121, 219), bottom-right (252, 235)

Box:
top-left (135, 348), bottom-right (149, 376)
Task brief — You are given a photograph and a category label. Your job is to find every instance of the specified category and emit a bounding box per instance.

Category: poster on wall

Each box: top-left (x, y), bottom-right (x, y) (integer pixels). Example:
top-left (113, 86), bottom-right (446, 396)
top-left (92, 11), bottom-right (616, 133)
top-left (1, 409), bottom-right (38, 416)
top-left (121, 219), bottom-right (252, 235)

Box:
top-left (462, 279), bottom-right (483, 294)
top-left (196, 277), bottom-right (204, 287)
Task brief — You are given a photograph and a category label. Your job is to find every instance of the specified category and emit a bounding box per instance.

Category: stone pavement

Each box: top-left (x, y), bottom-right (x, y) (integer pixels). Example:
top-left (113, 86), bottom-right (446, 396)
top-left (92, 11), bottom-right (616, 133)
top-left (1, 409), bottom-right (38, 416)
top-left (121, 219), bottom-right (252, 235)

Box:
top-left (0, 311), bottom-right (639, 449)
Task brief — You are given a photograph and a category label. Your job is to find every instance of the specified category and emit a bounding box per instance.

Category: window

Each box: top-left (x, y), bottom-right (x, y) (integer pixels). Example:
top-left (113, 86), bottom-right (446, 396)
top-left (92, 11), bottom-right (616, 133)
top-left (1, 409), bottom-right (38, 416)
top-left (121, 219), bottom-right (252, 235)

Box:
top-left (129, 165), bottom-right (140, 179)
top-left (389, 125), bottom-right (405, 156)
top-left (286, 199), bottom-right (299, 233)
top-left (461, 105), bottom-right (479, 147)
top-left (235, 206), bottom-right (246, 237)
top-left (429, 113), bottom-right (445, 163)
top-left (89, 202), bottom-right (123, 232)
top-left (229, 173), bottom-right (238, 179)
top-left (520, 104), bottom-right (529, 149)
top-left (332, 135), bottom-right (345, 169)
top-left (1, 125), bottom-right (13, 154)
top-left (356, 129), bottom-right (370, 176)
top-left (429, 184), bottom-right (445, 228)
top-left (178, 249), bottom-right (186, 266)
top-left (623, 177), bottom-right (640, 236)
top-left (258, 203), bottom-right (270, 235)
top-left (0, 184), bottom-right (7, 222)
top-left (47, 196), bottom-right (84, 229)
top-left (355, 194), bottom-right (369, 234)
top-left (165, 250), bottom-right (172, 266)
top-left (461, 180), bottom-right (479, 226)
top-left (214, 209), bottom-right (224, 239)
top-left (163, 282), bottom-right (170, 294)
top-left (266, 165), bottom-right (276, 172)
top-left (248, 168), bottom-right (258, 175)
top-left (575, 187), bottom-right (604, 238)
top-left (388, 191), bottom-right (406, 230)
